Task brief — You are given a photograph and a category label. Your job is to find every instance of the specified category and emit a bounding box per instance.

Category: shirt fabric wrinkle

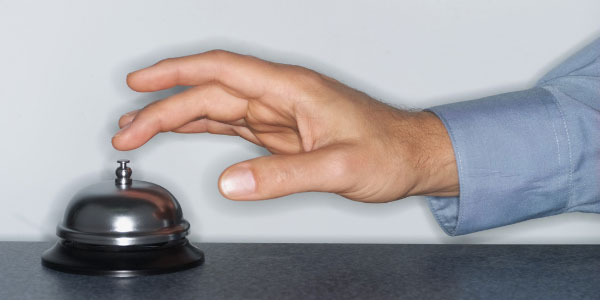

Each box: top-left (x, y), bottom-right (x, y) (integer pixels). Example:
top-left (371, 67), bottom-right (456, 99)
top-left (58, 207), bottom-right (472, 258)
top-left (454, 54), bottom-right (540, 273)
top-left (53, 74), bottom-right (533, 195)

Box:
top-left (425, 37), bottom-right (600, 235)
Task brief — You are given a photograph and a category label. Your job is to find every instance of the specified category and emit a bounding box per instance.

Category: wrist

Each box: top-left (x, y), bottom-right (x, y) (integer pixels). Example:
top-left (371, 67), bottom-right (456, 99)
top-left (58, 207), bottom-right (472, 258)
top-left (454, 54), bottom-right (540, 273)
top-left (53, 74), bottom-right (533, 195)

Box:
top-left (405, 111), bottom-right (459, 197)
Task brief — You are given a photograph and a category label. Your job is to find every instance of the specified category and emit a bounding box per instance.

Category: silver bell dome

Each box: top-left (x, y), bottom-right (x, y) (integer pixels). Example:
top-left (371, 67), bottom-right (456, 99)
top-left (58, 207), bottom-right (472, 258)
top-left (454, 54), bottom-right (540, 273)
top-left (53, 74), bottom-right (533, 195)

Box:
top-left (56, 160), bottom-right (190, 246)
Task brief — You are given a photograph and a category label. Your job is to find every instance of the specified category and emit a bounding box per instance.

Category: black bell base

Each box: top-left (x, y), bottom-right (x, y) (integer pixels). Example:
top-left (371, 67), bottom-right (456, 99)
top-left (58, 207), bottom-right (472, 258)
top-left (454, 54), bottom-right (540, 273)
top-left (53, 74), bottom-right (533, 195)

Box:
top-left (41, 238), bottom-right (204, 277)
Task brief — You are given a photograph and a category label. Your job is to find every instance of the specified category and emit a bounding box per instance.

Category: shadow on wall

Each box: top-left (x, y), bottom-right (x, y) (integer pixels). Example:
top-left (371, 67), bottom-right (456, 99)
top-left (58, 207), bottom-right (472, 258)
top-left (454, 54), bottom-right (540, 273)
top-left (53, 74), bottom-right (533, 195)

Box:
top-left (531, 30), bottom-right (600, 83)
top-left (108, 29), bottom-right (600, 116)
top-left (107, 36), bottom-right (541, 112)
top-left (37, 34), bottom-right (600, 244)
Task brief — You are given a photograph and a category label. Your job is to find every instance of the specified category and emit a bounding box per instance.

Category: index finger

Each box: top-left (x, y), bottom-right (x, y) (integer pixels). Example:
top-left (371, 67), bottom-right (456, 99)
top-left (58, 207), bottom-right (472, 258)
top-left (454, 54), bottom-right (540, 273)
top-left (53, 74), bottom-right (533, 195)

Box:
top-left (126, 50), bottom-right (279, 98)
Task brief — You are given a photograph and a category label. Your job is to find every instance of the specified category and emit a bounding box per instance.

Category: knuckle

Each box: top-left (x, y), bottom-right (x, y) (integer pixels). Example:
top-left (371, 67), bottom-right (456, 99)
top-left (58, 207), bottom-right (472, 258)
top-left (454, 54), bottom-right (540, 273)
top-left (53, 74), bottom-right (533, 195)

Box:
top-left (143, 99), bottom-right (160, 111)
top-left (273, 168), bottom-right (292, 186)
top-left (292, 66), bottom-right (322, 82)
top-left (206, 49), bottom-right (230, 60)
top-left (139, 102), bottom-right (165, 131)
top-left (204, 50), bottom-right (233, 79)
top-left (155, 57), bottom-right (175, 66)
top-left (252, 157), bottom-right (294, 189)
top-left (284, 66), bottom-right (326, 95)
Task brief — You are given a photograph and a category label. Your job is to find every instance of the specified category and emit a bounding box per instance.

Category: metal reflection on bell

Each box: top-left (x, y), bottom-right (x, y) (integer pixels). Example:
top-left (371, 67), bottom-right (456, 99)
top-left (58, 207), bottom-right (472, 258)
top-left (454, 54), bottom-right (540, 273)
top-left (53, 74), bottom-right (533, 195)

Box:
top-left (41, 160), bottom-right (204, 277)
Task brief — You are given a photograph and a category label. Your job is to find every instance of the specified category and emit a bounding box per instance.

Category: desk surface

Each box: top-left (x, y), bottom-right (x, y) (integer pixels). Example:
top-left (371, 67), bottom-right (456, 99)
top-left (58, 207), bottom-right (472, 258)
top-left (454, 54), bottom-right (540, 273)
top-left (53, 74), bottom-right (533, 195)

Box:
top-left (1, 242), bottom-right (599, 299)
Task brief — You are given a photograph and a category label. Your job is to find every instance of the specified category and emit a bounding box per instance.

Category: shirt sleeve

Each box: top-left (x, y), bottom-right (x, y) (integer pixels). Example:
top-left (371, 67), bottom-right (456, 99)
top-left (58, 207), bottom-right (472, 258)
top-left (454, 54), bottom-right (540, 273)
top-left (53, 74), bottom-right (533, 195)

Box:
top-left (425, 37), bottom-right (600, 236)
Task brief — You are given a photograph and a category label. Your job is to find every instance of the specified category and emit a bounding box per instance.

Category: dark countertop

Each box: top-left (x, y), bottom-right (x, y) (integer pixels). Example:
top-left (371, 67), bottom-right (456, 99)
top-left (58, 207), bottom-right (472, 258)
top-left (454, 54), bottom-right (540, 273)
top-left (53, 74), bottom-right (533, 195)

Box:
top-left (1, 242), bottom-right (599, 300)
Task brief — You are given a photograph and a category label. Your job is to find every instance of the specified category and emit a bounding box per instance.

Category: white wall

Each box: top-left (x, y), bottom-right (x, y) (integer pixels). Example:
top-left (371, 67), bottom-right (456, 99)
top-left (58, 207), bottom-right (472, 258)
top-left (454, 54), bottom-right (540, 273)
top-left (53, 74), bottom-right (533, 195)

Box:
top-left (1, 0), bottom-right (599, 244)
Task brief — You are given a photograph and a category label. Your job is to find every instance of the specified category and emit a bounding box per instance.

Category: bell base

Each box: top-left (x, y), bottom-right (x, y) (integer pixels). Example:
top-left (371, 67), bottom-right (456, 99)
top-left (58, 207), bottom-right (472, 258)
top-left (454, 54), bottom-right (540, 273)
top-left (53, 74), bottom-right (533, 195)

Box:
top-left (41, 238), bottom-right (204, 277)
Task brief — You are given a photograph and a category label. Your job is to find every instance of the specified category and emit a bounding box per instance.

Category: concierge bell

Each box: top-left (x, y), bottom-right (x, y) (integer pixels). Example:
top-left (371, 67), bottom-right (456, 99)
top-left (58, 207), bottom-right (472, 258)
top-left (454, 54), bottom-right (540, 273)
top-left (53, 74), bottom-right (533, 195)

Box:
top-left (41, 160), bottom-right (204, 277)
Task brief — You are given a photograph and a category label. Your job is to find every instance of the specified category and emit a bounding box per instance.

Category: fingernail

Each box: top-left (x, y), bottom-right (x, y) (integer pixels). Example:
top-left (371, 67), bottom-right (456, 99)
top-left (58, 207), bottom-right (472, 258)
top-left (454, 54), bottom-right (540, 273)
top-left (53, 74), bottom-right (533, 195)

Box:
top-left (220, 166), bottom-right (256, 198)
top-left (113, 122), bottom-right (131, 138)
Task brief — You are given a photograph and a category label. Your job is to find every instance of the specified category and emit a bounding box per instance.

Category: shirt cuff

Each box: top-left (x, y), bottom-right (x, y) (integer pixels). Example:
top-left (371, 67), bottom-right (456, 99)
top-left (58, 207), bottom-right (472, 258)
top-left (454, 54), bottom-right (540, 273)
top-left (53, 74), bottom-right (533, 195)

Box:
top-left (425, 87), bottom-right (571, 236)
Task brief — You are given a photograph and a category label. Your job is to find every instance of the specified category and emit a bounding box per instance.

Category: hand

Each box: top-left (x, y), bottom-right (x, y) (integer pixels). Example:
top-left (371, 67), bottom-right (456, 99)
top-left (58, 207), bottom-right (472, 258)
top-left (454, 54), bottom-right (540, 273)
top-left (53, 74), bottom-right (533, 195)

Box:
top-left (112, 50), bottom-right (459, 202)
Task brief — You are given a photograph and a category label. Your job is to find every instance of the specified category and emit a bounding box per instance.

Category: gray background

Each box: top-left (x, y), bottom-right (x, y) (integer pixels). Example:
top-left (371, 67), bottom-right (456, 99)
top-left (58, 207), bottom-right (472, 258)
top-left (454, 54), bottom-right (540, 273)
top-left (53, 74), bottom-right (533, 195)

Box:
top-left (1, 0), bottom-right (599, 244)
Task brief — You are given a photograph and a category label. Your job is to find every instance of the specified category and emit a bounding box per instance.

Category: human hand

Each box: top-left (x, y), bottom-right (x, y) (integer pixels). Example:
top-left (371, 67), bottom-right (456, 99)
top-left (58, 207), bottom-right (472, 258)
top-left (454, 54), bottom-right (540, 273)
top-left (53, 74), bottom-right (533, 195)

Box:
top-left (112, 50), bottom-right (458, 202)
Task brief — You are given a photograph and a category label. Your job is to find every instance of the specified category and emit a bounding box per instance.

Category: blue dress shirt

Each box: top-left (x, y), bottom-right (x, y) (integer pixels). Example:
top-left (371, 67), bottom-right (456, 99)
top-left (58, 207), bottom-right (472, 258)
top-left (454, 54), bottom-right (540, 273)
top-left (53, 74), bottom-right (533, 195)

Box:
top-left (426, 37), bottom-right (600, 236)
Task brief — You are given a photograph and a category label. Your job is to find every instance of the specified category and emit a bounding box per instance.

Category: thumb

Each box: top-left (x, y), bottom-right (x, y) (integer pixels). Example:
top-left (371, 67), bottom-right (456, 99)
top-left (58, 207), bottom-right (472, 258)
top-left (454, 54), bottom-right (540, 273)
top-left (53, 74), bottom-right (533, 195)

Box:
top-left (218, 145), bottom-right (354, 200)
